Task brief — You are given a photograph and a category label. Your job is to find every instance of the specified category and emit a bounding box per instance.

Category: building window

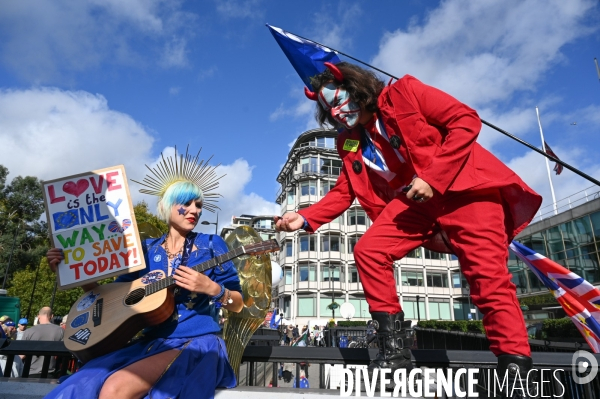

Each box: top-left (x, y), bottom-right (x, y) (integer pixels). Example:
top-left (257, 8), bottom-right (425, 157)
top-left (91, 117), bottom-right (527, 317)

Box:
top-left (348, 297), bottom-right (369, 318)
top-left (320, 294), bottom-right (341, 318)
top-left (424, 249), bottom-right (446, 260)
top-left (348, 235), bottom-right (360, 253)
top-left (287, 190), bottom-right (295, 205)
top-left (300, 180), bottom-right (317, 196)
top-left (301, 157), bottom-right (318, 173)
top-left (330, 215), bottom-right (344, 225)
top-left (283, 296), bottom-right (291, 318)
top-left (546, 226), bottom-right (564, 254)
top-left (284, 268), bottom-right (292, 285)
top-left (402, 298), bottom-right (426, 320)
top-left (298, 262), bottom-right (317, 282)
top-left (320, 159), bottom-right (342, 176)
top-left (299, 235), bottom-right (316, 252)
top-left (322, 263), bottom-right (343, 282)
top-left (285, 240), bottom-right (293, 257)
top-left (320, 180), bottom-right (336, 196)
top-left (427, 272), bottom-right (449, 288)
top-left (348, 265), bottom-right (360, 283)
top-left (321, 234), bottom-right (343, 252)
top-left (401, 271), bottom-right (424, 286)
top-left (254, 219), bottom-right (274, 230)
top-left (348, 209), bottom-right (366, 226)
top-left (451, 272), bottom-right (462, 288)
top-left (315, 136), bottom-right (335, 149)
top-left (298, 297), bottom-right (315, 316)
top-left (428, 298), bottom-right (452, 320)
top-left (406, 248), bottom-right (422, 259)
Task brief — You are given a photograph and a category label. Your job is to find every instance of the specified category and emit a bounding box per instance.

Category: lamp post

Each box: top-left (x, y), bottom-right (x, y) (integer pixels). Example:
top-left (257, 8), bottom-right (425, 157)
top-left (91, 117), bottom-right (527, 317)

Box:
top-left (416, 295), bottom-right (421, 322)
top-left (466, 285), bottom-right (473, 321)
top-left (201, 213), bottom-right (219, 235)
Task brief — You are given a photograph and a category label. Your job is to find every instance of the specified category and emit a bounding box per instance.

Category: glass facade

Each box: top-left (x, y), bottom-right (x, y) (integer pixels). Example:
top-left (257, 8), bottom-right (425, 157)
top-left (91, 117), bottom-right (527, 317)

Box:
top-left (513, 210), bottom-right (600, 293)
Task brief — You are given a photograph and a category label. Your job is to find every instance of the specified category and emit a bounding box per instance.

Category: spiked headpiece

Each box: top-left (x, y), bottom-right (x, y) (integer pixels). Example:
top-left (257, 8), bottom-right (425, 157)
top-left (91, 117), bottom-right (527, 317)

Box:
top-left (131, 146), bottom-right (224, 212)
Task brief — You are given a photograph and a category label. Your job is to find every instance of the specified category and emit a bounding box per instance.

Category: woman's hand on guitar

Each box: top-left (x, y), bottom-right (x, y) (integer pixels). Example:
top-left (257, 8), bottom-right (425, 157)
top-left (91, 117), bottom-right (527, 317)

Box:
top-left (173, 266), bottom-right (221, 296)
top-left (46, 248), bottom-right (64, 273)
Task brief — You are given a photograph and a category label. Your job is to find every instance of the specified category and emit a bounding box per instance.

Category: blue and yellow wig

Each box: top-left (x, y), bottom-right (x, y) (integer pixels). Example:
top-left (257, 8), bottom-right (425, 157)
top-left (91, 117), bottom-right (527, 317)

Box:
top-left (157, 181), bottom-right (203, 222)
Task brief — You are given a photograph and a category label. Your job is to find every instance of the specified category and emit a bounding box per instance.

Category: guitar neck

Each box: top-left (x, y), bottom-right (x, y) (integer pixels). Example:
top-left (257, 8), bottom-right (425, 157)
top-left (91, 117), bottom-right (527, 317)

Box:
top-left (144, 246), bottom-right (247, 295)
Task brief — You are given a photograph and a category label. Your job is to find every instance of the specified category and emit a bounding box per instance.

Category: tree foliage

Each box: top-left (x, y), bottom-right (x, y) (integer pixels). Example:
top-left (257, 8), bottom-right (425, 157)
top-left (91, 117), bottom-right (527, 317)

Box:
top-left (7, 257), bottom-right (84, 319)
top-left (0, 165), bottom-right (49, 288)
top-left (133, 201), bottom-right (168, 236)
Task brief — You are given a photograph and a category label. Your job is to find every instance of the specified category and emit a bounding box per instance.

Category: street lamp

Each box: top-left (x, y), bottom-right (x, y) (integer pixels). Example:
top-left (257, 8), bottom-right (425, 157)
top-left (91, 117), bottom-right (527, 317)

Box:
top-left (201, 213), bottom-right (219, 235)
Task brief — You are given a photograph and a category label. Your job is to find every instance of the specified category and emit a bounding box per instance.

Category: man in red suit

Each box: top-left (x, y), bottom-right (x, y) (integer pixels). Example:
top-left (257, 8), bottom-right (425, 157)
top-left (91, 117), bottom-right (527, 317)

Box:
top-left (275, 62), bottom-right (542, 394)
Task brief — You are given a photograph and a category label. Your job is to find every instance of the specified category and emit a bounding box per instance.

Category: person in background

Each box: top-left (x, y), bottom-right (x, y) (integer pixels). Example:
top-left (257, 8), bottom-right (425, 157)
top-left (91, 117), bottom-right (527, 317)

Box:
top-left (3, 320), bottom-right (16, 339)
top-left (16, 318), bottom-right (28, 340)
top-left (59, 315), bottom-right (68, 330)
top-left (20, 307), bottom-right (64, 377)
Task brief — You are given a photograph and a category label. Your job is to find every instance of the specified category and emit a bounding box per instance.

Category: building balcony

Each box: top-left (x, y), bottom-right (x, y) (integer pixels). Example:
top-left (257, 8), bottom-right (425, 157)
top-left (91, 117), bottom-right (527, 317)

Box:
top-left (400, 285), bottom-right (426, 294)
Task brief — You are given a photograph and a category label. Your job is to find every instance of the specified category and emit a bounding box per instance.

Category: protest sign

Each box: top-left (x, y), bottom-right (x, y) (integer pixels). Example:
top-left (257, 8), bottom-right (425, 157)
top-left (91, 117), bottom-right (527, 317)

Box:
top-left (42, 165), bottom-right (145, 289)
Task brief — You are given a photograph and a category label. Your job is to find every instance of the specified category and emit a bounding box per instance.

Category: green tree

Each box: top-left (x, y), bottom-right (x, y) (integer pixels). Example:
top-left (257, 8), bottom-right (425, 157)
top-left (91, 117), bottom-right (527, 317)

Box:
top-left (7, 257), bottom-right (84, 319)
top-left (0, 165), bottom-right (49, 288)
top-left (134, 201), bottom-right (168, 236)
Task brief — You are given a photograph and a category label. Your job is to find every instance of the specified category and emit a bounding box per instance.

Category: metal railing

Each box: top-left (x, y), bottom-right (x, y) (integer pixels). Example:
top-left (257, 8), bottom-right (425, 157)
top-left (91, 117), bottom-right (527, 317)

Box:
top-left (533, 185), bottom-right (600, 222)
top-left (415, 327), bottom-right (593, 353)
top-left (2, 338), bottom-right (599, 398)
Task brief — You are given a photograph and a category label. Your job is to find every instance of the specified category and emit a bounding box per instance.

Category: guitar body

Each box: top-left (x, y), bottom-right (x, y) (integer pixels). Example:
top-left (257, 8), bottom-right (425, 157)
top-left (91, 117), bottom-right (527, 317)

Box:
top-left (64, 270), bottom-right (175, 363)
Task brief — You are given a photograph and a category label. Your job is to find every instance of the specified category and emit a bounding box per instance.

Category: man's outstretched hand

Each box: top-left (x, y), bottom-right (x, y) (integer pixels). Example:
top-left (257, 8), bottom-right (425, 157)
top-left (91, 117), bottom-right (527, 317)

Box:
top-left (275, 212), bottom-right (305, 232)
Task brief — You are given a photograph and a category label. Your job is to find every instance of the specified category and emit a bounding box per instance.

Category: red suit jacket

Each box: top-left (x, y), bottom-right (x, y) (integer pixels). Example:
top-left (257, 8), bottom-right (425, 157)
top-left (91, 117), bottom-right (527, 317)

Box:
top-left (299, 75), bottom-right (542, 253)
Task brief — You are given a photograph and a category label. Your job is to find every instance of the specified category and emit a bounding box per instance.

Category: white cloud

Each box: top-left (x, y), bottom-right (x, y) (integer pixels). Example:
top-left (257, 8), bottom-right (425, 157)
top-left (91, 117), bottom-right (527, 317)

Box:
top-left (309, 2), bottom-right (363, 51)
top-left (0, 88), bottom-right (279, 234)
top-left (169, 86), bottom-right (181, 96)
top-left (159, 37), bottom-right (189, 68)
top-left (506, 147), bottom-right (600, 222)
top-left (371, 0), bottom-right (596, 109)
top-left (0, 0), bottom-right (195, 82)
top-left (217, 158), bottom-right (280, 219)
top-left (214, 0), bottom-right (265, 20)
top-left (0, 87), bottom-right (154, 204)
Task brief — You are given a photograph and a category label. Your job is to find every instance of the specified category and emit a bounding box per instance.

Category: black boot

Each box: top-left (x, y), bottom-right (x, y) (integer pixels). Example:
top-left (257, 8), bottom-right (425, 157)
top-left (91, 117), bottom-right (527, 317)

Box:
top-left (496, 355), bottom-right (538, 399)
top-left (367, 312), bottom-right (413, 376)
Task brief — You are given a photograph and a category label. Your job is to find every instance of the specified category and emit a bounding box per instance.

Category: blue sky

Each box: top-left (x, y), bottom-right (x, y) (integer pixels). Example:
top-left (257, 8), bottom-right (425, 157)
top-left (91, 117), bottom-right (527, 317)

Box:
top-left (0, 0), bottom-right (599, 232)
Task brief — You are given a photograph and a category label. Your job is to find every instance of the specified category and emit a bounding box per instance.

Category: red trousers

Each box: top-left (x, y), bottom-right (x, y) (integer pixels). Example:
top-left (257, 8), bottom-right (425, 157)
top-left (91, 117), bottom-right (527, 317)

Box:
top-left (353, 189), bottom-right (530, 357)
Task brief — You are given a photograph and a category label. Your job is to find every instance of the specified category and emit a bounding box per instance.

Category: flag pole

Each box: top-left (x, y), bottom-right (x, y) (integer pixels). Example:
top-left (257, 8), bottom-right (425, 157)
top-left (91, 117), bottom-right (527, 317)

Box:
top-left (276, 27), bottom-right (600, 188)
top-left (595, 58), bottom-right (600, 83)
top-left (536, 107), bottom-right (558, 215)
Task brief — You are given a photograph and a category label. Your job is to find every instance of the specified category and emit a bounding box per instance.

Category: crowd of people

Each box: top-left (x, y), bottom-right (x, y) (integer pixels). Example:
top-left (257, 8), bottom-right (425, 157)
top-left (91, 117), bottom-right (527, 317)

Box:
top-left (0, 307), bottom-right (66, 378)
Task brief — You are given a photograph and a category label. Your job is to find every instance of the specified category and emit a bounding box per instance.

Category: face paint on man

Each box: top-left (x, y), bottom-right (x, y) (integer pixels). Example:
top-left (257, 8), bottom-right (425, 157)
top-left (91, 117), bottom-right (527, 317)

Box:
top-left (318, 83), bottom-right (361, 129)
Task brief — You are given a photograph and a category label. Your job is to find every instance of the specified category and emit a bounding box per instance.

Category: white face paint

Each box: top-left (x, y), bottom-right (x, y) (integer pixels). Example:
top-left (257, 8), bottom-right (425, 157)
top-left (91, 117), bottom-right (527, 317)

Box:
top-left (318, 83), bottom-right (361, 129)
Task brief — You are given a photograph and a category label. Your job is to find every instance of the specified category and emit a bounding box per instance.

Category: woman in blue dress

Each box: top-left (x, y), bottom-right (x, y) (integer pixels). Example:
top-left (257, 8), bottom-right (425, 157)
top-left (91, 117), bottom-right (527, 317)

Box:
top-left (46, 155), bottom-right (242, 399)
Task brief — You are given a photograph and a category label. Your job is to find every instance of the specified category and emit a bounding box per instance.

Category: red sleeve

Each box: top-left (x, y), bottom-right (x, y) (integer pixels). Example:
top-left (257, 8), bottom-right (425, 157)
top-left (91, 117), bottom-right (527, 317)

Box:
top-left (406, 77), bottom-right (482, 195)
top-left (298, 164), bottom-right (355, 233)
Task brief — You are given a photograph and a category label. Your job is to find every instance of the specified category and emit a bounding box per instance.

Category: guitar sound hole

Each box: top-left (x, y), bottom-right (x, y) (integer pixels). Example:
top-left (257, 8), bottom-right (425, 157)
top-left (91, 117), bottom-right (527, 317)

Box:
top-left (125, 288), bottom-right (146, 306)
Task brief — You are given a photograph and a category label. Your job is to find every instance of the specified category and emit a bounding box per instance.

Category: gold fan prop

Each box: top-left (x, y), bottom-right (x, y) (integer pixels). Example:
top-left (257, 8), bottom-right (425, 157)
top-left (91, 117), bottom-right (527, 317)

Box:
top-left (223, 226), bottom-right (272, 376)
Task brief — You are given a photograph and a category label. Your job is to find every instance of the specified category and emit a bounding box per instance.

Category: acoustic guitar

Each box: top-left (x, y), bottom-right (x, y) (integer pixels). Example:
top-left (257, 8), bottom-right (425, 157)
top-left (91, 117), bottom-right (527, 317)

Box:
top-left (63, 239), bottom-right (279, 363)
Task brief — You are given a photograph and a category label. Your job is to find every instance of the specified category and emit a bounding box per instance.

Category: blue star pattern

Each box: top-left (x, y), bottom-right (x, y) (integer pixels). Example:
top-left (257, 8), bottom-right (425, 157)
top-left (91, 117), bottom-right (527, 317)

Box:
top-left (178, 207), bottom-right (186, 215)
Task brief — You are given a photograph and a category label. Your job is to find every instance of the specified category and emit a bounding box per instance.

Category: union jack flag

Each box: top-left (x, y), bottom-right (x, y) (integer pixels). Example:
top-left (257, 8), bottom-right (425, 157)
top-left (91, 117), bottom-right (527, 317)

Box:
top-left (510, 241), bottom-right (600, 352)
top-left (543, 141), bottom-right (564, 175)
